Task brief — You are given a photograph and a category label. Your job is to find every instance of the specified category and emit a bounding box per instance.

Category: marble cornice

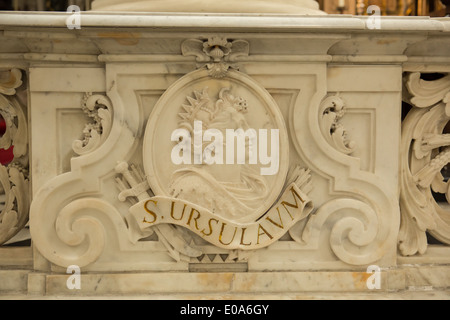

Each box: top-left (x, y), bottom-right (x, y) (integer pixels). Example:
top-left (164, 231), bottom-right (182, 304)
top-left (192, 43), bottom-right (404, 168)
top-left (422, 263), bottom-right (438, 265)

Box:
top-left (0, 13), bottom-right (448, 67)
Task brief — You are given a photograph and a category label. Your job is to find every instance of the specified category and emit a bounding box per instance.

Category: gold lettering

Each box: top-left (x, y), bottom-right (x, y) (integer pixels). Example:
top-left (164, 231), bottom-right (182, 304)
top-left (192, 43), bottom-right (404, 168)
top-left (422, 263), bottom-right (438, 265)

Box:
top-left (219, 222), bottom-right (237, 246)
top-left (170, 201), bottom-right (187, 221)
top-left (186, 208), bottom-right (201, 230)
top-left (239, 227), bottom-right (252, 246)
top-left (265, 207), bottom-right (288, 229)
top-left (143, 199), bottom-right (158, 224)
top-left (201, 218), bottom-right (219, 236)
top-left (256, 224), bottom-right (273, 244)
top-left (280, 186), bottom-right (305, 220)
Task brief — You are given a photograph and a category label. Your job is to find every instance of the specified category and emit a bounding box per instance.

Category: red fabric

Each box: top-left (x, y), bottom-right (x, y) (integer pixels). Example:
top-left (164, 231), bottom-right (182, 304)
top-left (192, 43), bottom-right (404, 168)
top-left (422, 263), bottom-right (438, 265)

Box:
top-left (0, 117), bottom-right (14, 165)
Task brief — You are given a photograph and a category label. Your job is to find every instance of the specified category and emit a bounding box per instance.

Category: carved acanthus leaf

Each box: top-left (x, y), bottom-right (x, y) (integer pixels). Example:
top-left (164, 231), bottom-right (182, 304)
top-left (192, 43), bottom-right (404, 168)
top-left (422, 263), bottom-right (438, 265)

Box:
top-left (399, 72), bottom-right (450, 256)
top-left (73, 93), bottom-right (112, 156)
top-left (0, 95), bottom-right (17, 152)
top-left (0, 94), bottom-right (27, 159)
top-left (0, 160), bottom-right (29, 246)
top-left (0, 69), bottom-right (22, 96)
top-left (0, 68), bottom-right (29, 246)
top-left (182, 37), bottom-right (249, 78)
top-left (319, 94), bottom-right (356, 155)
top-left (406, 72), bottom-right (450, 109)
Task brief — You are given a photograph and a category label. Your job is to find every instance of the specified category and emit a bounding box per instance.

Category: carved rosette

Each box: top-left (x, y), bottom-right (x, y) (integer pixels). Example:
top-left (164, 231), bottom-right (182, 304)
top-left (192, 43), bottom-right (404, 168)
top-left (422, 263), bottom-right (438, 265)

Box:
top-left (399, 72), bottom-right (450, 256)
top-left (0, 68), bottom-right (29, 246)
top-left (182, 36), bottom-right (249, 78)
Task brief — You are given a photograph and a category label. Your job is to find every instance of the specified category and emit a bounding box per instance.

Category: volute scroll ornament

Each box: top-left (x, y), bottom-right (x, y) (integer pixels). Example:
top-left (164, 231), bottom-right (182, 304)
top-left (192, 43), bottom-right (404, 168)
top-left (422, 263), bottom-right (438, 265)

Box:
top-left (73, 93), bottom-right (112, 156)
top-left (399, 72), bottom-right (450, 256)
top-left (319, 94), bottom-right (356, 155)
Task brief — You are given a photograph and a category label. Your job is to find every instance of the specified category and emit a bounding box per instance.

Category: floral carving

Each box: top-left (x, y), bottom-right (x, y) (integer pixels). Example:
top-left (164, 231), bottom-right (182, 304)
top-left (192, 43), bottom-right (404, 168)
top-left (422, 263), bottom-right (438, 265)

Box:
top-left (0, 164), bottom-right (29, 245)
top-left (182, 36), bottom-right (249, 78)
top-left (73, 93), bottom-right (112, 156)
top-left (319, 94), bottom-right (356, 155)
top-left (0, 68), bottom-right (29, 246)
top-left (399, 72), bottom-right (450, 256)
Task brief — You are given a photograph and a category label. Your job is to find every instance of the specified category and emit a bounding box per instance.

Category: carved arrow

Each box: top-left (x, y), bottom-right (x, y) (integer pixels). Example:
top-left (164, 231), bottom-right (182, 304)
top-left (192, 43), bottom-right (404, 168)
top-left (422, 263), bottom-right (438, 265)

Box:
top-left (115, 161), bottom-right (202, 261)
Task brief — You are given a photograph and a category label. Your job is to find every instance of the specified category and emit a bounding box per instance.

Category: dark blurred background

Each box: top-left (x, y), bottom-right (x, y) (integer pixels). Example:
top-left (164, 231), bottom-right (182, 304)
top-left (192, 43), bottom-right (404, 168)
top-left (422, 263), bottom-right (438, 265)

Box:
top-left (0, 0), bottom-right (90, 11)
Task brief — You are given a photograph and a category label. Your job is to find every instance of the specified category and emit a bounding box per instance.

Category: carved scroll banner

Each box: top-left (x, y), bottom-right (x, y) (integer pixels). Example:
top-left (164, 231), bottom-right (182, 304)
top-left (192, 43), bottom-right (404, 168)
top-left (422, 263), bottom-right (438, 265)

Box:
top-left (128, 183), bottom-right (313, 250)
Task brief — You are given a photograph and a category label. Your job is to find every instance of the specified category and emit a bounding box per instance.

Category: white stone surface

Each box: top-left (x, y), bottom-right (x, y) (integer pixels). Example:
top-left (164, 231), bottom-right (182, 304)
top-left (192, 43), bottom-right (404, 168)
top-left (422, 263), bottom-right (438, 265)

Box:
top-left (1, 265), bottom-right (450, 298)
top-left (91, 0), bottom-right (325, 14)
top-left (0, 10), bottom-right (449, 298)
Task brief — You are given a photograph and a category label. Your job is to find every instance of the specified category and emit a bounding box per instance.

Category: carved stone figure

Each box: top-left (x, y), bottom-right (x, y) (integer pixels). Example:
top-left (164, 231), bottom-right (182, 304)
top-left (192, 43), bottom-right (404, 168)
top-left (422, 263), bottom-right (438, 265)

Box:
top-left (169, 87), bottom-right (270, 222)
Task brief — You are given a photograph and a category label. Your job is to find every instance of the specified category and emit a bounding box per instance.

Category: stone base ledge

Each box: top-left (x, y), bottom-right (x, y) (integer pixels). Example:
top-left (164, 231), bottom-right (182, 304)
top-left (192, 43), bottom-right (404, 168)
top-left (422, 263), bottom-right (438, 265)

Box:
top-left (1, 266), bottom-right (450, 299)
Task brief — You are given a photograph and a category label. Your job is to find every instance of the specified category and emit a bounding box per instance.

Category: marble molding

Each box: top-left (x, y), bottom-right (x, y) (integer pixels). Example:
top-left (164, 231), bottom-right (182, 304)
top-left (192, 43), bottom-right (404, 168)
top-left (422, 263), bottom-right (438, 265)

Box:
top-left (90, 0), bottom-right (325, 14)
top-left (0, 10), bottom-right (450, 297)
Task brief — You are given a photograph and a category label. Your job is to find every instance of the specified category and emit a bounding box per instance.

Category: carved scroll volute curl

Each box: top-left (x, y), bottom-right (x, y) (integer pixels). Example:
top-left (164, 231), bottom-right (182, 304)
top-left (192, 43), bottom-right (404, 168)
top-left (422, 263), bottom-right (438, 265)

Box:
top-left (182, 36), bottom-right (249, 78)
top-left (72, 93), bottom-right (112, 156)
top-left (319, 94), bottom-right (356, 155)
top-left (0, 69), bottom-right (22, 96)
top-left (29, 85), bottom-right (130, 268)
top-left (289, 77), bottom-right (398, 266)
top-left (292, 197), bottom-right (379, 265)
top-left (399, 72), bottom-right (450, 256)
top-left (0, 68), bottom-right (29, 246)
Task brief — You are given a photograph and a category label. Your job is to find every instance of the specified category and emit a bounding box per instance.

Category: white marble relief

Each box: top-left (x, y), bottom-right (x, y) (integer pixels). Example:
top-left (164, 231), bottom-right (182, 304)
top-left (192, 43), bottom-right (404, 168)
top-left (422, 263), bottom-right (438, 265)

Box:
top-left (72, 93), bottom-right (112, 156)
top-left (27, 35), bottom-right (403, 271)
top-left (0, 68), bottom-right (29, 246)
top-left (91, 0), bottom-right (325, 14)
top-left (169, 87), bottom-right (269, 221)
top-left (399, 72), bottom-right (450, 256)
top-left (182, 37), bottom-right (249, 78)
top-left (319, 94), bottom-right (356, 155)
